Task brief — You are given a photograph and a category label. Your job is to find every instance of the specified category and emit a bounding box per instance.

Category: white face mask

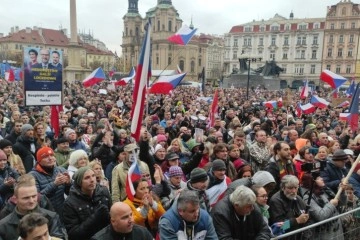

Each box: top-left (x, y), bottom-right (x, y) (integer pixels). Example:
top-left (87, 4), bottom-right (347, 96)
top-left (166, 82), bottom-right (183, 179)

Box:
top-left (129, 153), bottom-right (136, 163)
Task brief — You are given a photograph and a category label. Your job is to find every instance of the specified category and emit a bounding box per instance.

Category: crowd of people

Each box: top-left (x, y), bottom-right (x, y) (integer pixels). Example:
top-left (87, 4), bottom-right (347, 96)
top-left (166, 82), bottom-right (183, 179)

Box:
top-left (0, 79), bottom-right (359, 239)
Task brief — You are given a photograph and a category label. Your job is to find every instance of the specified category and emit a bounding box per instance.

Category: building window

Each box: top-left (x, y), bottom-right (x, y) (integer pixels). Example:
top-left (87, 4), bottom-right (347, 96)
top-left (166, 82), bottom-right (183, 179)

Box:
top-left (233, 38), bottom-right (238, 47)
top-left (295, 64), bottom-right (304, 75)
top-left (156, 44), bottom-right (159, 50)
top-left (314, 23), bottom-right (319, 29)
top-left (285, 25), bottom-right (290, 30)
top-left (259, 37), bottom-right (263, 46)
top-left (283, 52), bottom-right (288, 59)
top-left (348, 48), bottom-right (353, 57)
top-left (271, 26), bottom-right (279, 31)
top-left (338, 48), bottom-right (343, 57)
top-left (327, 48), bottom-right (332, 57)
top-left (326, 64), bottom-right (331, 70)
top-left (339, 35), bottom-right (344, 43)
top-left (297, 37), bottom-right (301, 45)
top-left (281, 65), bottom-right (287, 73)
top-left (156, 56), bottom-right (159, 65)
top-left (329, 35), bottom-right (333, 43)
top-left (169, 45), bottom-right (172, 50)
top-left (351, 22), bottom-right (356, 29)
top-left (270, 51), bottom-right (275, 60)
top-left (342, 7), bottom-right (346, 15)
top-left (179, 60), bottom-right (184, 71)
top-left (245, 26), bottom-right (252, 32)
top-left (312, 50), bottom-right (317, 59)
top-left (233, 51), bottom-right (237, 59)
top-left (157, 20), bottom-right (160, 31)
top-left (330, 23), bottom-right (335, 29)
top-left (260, 26), bottom-right (265, 32)
top-left (336, 65), bottom-right (341, 73)
top-left (168, 57), bottom-right (171, 65)
top-left (284, 36), bottom-right (289, 45)
top-left (301, 50), bottom-right (305, 59)
top-left (346, 65), bottom-right (351, 74)
top-left (168, 20), bottom-right (172, 32)
top-left (302, 37), bottom-right (306, 45)
top-left (271, 36), bottom-right (276, 45)
top-left (350, 34), bottom-right (354, 43)
top-left (312, 36), bottom-right (318, 45)
top-left (341, 23), bottom-right (345, 29)
top-left (198, 58), bottom-right (201, 66)
top-left (299, 24), bottom-right (307, 30)
top-left (191, 61), bottom-right (195, 72)
top-left (310, 65), bottom-right (316, 74)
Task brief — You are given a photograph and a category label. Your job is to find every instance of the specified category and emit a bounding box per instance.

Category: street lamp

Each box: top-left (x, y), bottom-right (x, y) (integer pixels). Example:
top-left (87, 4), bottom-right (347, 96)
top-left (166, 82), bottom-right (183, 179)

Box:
top-left (238, 57), bottom-right (262, 100)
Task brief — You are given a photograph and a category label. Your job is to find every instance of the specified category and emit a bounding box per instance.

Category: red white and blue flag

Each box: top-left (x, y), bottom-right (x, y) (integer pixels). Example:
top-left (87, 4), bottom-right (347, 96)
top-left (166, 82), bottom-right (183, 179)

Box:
top-left (208, 89), bottom-right (219, 128)
top-left (320, 70), bottom-right (347, 89)
top-left (51, 105), bottom-right (63, 138)
top-left (149, 73), bottom-right (186, 94)
top-left (337, 100), bottom-right (350, 108)
top-left (5, 68), bottom-right (14, 82)
top-left (125, 160), bottom-right (142, 201)
top-left (168, 25), bottom-right (197, 45)
top-left (109, 67), bottom-right (116, 78)
top-left (115, 67), bottom-right (136, 86)
top-left (263, 100), bottom-right (277, 109)
top-left (310, 95), bottom-right (329, 108)
top-left (339, 113), bottom-right (351, 121)
top-left (348, 83), bottom-right (360, 131)
top-left (300, 80), bottom-right (309, 99)
top-left (346, 79), bottom-right (356, 97)
top-left (131, 20), bottom-right (152, 141)
top-left (82, 67), bottom-right (105, 87)
top-left (300, 103), bottom-right (316, 114)
top-left (295, 103), bottom-right (302, 118)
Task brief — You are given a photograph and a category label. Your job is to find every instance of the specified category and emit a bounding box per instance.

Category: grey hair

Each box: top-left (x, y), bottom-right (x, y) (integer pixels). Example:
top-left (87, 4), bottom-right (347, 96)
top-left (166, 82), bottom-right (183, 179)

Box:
top-left (229, 185), bottom-right (256, 207)
top-left (177, 189), bottom-right (200, 211)
top-left (280, 175), bottom-right (299, 189)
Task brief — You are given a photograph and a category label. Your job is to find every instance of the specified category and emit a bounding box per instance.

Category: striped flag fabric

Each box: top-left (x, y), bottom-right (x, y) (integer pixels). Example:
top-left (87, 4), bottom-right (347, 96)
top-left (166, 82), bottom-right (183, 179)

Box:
top-left (82, 67), bottom-right (106, 87)
top-left (114, 67), bottom-right (136, 86)
top-left (310, 95), bottom-right (330, 109)
top-left (346, 79), bottom-right (356, 97)
top-left (51, 105), bottom-right (63, 138)
top-left (208, 89), bottom-right (218, 128)
top-left (5, 68), bottom-right (14, 82)
top-left (300, 103), bottom-right (316, 114)
top-left (125, 159), bottom-right (142, 201)
top-left (130, 20), bottom-right (152, 141)
top-left (149, 73), bottom-right (186, 94)
top-left (348, 83), bottom-right (360, 131)
top-left (168, 25), bottom-right (197, 45)
top-left (320, 70), bottom-right (347, 89)
top-left (300, 80), bottom-right (309, 99)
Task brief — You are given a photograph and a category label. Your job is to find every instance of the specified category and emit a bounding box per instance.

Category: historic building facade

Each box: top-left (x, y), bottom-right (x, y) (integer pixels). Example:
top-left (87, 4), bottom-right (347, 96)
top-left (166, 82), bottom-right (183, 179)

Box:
top-left (323, 0), bottom-right (360, 80)
top-left (121, 0), bottom-right (210, 81)
top-left (224, 13), bottom-right (325, 88)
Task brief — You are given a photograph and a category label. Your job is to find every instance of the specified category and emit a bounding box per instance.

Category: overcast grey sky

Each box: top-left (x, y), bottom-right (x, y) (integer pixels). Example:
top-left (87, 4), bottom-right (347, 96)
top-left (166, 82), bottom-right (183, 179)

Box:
top-left (0, 0), bottom-right (344, 54)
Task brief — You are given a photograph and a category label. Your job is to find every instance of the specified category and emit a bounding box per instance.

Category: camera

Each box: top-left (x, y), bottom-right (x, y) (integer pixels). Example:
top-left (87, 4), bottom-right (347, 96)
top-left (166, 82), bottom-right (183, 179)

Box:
top-left (301, 161), bottom-right (326, 173)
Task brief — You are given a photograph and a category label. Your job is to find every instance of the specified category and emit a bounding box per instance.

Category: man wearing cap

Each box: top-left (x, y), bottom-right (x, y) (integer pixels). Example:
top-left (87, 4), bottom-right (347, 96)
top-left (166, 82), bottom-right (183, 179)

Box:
top-left (111, 143), bottom-right (150, 202)
top-left (54, 137), bottom-right (74, 168)
top-left (321, 149), bottom-right (349, 193)
top-left (161, 165), bottom-right (186, 210)
top-left (186, 167), bottom-right (210, 212)
top-left (159, 190), bottom-right (218, 239)
top-left (65, 128), bottom-right (87, 152)
top-left (4, 119), bottom-right (22, 144)
top-left (30, 146), bottom-right (71, 217)
top-left (63, 166), bottom-right (111, 240)
top-left (13, 124), bottom-right (40, 173)
top-left (206, 159), bottom-right (232, 210)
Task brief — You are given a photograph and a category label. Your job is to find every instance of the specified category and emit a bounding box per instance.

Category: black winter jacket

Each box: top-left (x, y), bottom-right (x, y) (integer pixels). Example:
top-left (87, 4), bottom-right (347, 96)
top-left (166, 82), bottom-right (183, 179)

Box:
top-left (63, 184), bottom-right (112, 240)
top-left (12, 135), bottom-right (39, 173)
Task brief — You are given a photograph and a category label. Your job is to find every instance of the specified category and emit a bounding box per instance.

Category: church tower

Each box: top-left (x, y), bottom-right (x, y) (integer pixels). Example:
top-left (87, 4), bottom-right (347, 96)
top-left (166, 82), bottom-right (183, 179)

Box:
top-left (121, 0), bottom-right (143, 72)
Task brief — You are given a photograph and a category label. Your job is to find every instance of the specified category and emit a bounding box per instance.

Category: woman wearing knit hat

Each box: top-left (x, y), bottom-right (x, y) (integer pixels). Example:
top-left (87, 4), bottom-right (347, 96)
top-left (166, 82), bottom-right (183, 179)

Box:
top-left (161, 166), bottom-right (186, 210)
top-left (0, 139), bottom-right (25, 175)
top-left (152, 144), bottom-right (166, 166)
top-left (67, 149), bottom-right (89, 179)
top-left (63, 167), bottom-right (111, 240)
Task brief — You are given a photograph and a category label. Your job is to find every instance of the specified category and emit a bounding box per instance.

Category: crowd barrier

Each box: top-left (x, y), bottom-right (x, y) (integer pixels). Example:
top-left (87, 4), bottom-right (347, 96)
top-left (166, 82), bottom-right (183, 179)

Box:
top-left (271, 206), bottom-right (360, 240)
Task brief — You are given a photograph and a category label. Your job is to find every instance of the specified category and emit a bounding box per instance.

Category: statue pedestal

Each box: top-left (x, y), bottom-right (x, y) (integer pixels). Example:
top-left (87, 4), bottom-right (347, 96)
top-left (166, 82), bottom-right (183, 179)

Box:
top-left (64, 44), bottom-right (91, 83)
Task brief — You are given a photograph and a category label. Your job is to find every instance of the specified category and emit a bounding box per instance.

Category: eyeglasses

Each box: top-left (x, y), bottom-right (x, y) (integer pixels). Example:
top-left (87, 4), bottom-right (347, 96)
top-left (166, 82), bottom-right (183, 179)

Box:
top-left (257, 195), bottom-right (268, 199)
top-left (142, 174), bottom-right (150, 178)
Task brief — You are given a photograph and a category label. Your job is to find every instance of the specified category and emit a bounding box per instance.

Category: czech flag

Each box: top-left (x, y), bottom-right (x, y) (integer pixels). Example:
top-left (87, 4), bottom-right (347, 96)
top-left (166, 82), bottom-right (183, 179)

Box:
top-left (149, 73), bottom-right (186, 94)
top-left (0, 62), bottom-right (10, 77)
top-left (263, 100), bottom-right (277, 109)
top-left (125, 160), bottom-right (142, 201)
top-left (346, 79), bottom-right (356, 97)
top-left (310, 95), bottom-right (329, 108)
top-left (320, 70), bottom-right (347, 89)
top-left (5, 68), bottom-right (15, 82)
top-left (277, 97), bottom-right (283, 108)
top-left (300, 103), bottom-right (316, 114)
top-left (339, 113), bottom-right (350, 121)
top-left (300, 80), bottom-right (309, 99)
top-left (168, 25), bottom-right (197, 45)
top-left (131, 20), bottom-right (152, 141)
top-left (83, 67), bottom-right (105, 87)
top-left (337, 100), bottom-right (350, 108)
top-left (295, 103), bottom-right (302, 118)
top-left (348, 83), bottom-right (360, 131)
top-left (115, 67), bottom-right (136, 86)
